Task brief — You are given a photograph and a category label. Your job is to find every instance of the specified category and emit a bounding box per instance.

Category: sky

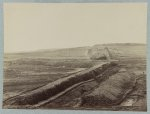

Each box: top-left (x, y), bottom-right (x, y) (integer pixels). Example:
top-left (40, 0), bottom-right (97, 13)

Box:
top-left (4, 3), bottom-right (147, 53)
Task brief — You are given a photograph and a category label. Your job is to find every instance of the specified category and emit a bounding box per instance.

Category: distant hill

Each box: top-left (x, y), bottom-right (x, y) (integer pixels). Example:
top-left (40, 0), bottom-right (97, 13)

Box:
top-left (94, 43), bottom-right (146, 47)
top-left (4, 46), bottom-right (91, 60)
top-left (4, 43), bottom-right (146, 60)
top-left (89, 43), bottom-right (146, 60)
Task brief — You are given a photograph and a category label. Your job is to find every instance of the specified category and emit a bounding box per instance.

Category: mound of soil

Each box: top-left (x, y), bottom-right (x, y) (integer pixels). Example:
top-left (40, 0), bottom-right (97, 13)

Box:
top-left (3, 62), bottom-right (117, 106)
top-left (81, 72), bottom-right (136, 106)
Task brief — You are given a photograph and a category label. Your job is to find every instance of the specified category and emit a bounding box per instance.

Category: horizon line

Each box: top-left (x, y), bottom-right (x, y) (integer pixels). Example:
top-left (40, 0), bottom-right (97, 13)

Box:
top-left (4, 42), bottom-right (146, 54)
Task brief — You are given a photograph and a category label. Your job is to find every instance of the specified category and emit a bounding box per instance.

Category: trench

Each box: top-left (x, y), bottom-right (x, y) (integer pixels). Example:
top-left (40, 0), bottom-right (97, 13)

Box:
top-left (3, 62), bottom-right (118, 108)
top-left (41, 65), bottom-right (120, 109)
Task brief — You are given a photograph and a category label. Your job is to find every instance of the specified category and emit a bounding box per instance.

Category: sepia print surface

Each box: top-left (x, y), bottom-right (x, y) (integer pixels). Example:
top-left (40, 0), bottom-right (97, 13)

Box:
top-left (3, 3), bottom-right (147, 111)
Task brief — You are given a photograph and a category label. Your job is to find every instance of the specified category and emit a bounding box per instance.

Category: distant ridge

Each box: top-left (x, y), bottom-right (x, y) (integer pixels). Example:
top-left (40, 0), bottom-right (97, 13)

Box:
top-left (4, 43), bottom-right (146, 60)
top-left (94, 43), bottom-right (146, 47)
top-left (5, 43), bottom-right (146, 54)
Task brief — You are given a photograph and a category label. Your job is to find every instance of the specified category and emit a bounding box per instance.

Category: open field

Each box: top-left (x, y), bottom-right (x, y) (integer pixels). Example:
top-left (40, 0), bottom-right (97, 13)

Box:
top-left (3, 58), bottom-right (102, 100)
top-left (3, 43), bottom-right (147, 111)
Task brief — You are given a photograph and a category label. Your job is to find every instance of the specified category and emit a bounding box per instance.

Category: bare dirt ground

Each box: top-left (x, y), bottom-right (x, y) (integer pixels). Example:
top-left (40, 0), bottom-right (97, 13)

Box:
top-left (39, 58), bottom-right (146, 111)
top-left (3, 44), bottom-right (147, 111)
top-left (3, 58), bottom-right (101, 100)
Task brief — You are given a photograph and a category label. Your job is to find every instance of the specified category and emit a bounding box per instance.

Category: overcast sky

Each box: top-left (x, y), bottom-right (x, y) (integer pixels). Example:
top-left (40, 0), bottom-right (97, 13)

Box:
top-left (4, 3), bottom-right (147, 53)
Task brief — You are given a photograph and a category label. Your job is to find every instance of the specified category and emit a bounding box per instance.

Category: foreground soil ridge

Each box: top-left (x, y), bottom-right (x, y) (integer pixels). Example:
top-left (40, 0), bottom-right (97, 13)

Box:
top-left (3, 62), bottom-right (118, 108)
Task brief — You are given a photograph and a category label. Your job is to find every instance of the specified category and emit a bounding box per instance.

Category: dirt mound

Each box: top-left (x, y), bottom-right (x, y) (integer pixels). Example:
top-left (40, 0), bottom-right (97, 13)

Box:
top-left (81, 72), bottom-right (136, 106)
top-left (3, 62), bottom-right (118, 106)
top-left (87, 47), bottom-right (108, 60)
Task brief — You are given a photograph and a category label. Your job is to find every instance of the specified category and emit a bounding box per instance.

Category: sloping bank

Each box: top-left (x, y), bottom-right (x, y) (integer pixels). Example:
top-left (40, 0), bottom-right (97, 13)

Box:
top-left (4, 62), bottom-right (117, 106)
top-left (81, 71), bottom-right (136, 106)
